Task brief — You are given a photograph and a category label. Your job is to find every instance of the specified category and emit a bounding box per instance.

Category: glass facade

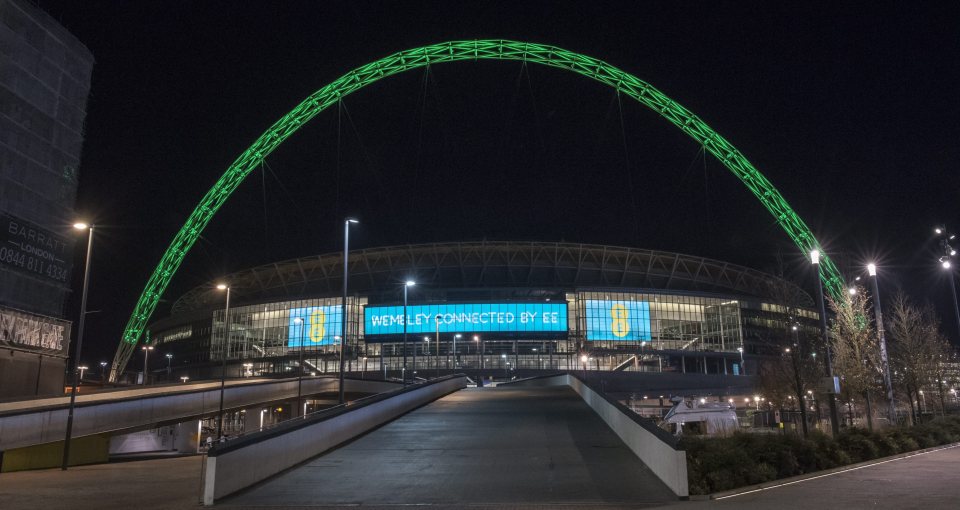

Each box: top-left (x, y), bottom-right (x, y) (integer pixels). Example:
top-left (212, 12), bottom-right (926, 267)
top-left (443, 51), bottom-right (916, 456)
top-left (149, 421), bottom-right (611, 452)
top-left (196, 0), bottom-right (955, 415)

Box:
top-left (151, 288), bottom-right (789, 380)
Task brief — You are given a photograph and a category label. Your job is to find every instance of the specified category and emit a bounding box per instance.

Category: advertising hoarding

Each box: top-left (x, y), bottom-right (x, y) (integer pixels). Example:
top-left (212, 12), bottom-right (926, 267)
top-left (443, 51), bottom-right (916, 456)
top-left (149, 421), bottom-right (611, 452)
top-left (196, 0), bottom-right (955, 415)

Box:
top-left (584, 300), bottom-right (651, 341)
top-left (287, 305), bottom-right (342, 347)
top-left (364, 302), bottom-right (567, 336)
top-left (0, 306), bottom-right (71, 356)
top-left (1, 213), bottom-right (72, 285)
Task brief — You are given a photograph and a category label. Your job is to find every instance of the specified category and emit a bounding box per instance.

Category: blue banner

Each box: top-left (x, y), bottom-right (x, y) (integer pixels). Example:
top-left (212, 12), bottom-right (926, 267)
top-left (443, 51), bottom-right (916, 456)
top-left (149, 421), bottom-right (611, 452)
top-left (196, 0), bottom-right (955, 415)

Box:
top-left (288, 305), bottom-right (342, 347)
top-left (584, 300), bottom-right (651, 341)
top-left (364, 302), bottom-right (567, 335)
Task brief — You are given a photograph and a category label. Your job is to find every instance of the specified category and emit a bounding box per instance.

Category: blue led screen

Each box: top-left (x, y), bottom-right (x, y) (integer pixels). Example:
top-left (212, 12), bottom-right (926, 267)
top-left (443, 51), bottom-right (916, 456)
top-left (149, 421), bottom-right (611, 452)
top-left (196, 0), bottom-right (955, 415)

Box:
top-left (364, 303), bottom-right (567, 336)
top-left (288, 305), bottom-right (342, 347)
top-left (584, 300), bottom-right (651, 341)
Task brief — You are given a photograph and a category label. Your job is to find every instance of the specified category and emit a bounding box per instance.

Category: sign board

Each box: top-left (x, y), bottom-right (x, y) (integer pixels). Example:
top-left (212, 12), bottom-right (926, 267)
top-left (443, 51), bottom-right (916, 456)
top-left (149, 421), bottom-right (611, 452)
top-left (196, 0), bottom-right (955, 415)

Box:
top-left (0, 306), bottom-right (71, 356)
top-left (288, 305), bottom-right (342, 347)
top-left (584, 300), bottom-right (652, 341)
top-left (1, 213), bottom-right (72, 285)
top-left (820, 376), bottom-right (841, 395)
top-left (364, 302), bottom-right (567, 336)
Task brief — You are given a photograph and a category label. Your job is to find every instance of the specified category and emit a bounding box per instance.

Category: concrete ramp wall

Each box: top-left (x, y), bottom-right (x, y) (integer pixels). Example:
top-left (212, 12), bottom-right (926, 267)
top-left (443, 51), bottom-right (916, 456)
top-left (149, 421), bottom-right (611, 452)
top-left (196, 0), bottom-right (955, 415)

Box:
top-left (203, 375), bottom-right (467, 505)
top-left (508, 374), bottom-right (688, 497)
top-left (0, 377), bottom-right (399, 451)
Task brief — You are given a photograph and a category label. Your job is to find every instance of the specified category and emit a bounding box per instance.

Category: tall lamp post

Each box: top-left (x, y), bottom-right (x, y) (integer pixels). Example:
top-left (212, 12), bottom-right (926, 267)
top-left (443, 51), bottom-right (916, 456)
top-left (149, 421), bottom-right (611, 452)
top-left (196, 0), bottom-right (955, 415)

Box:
top-left (934, 226), bottom-right (960, 337)
top-left (474, 335), bottom-right (482, 370)
top-left (435, 314), bottom-right (441, 378)
top-left (338, 218), bottom-right (358, 405)
top-left (867, 263), bottom-right (897, 425)
top-left (811, 250), bottom-right (842, 436)
top-left (215, 283), bottom-right (231, 441)
top-left (141, 345), bottom-right (154, 384)
top-left (453, 334), bottom-right (461, 369)
top-left (293, 317), bottom-right (306, 417)
top-left (403, 280), bottom-right (415, 385)
top-left (62, 222), bottom-right (94, 470)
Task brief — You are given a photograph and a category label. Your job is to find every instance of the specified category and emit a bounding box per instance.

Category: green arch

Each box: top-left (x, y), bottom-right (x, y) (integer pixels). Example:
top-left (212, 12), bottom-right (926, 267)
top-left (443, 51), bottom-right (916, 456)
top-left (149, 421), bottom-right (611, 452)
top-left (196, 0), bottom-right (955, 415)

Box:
top-left (111, 40), bottom-right (843, 375)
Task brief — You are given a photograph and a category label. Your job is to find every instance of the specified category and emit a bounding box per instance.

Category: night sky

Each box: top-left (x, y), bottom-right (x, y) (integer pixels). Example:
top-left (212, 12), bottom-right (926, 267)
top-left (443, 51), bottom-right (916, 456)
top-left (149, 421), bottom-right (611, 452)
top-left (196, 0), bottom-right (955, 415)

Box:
top-left (36, 1), bottom-right (960, 365)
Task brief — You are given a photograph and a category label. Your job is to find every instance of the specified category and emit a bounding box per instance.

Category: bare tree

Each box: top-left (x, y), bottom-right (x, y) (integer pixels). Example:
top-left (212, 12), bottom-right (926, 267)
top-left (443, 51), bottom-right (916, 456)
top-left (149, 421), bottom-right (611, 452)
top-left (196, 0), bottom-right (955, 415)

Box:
top-left (757, 259), bottom-right (821, 436)
top-left (888, 294), bottom-right (953, 422)
top-left (828, 286), bottom-right (882, 430)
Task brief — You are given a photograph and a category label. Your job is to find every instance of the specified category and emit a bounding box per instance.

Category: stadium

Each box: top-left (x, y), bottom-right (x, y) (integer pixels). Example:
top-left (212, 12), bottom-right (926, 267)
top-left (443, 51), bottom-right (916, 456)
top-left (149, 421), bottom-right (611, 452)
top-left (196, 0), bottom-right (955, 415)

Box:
top-left (142, 241), bottom-right (818, 384)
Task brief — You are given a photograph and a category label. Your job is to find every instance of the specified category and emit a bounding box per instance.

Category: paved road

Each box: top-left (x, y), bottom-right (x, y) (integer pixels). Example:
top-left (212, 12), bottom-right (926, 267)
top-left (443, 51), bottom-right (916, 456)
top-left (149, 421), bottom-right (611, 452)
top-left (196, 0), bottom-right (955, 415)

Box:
top-left (221, 386), bottom-right (676, 508)
top-left (679, 444), bottom-right (960, 510)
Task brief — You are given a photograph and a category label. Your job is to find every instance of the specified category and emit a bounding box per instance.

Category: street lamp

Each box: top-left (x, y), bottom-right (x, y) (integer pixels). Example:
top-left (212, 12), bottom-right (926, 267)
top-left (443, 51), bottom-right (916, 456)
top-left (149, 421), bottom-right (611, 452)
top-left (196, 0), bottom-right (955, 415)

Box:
top-left (473, 335), bottom-right (481, 370)
top-left (403, 280), bottom-right (415, 385)
top-left (78, 365), bottom-right (88, 381)
top-left (737, 346), bottom-right (744, 375)
top-left (811, 249), bottom-right (841, 436)
top-left (339, 218), bottom-right (359, 405)
top-left (165, 352), bottom-right (173, 376)
top-left (293, 317), bottom-right (306, 417)
top-left (215, 283), bottom-right (231, 441)
top-left (99, 361), bottom-right (107, 384)
top-left (435, 314), bottom-right (441, 378)
top-left (453, 334), bottom-right (462, 369)
top-left (141, 346), bottom-right (154, 384)
top-left (867, 263), bottom-right (897, 425)
top-left (934, 226), bottom-right (960, 338)
top-left (62, 221), bottom-right (94, 470)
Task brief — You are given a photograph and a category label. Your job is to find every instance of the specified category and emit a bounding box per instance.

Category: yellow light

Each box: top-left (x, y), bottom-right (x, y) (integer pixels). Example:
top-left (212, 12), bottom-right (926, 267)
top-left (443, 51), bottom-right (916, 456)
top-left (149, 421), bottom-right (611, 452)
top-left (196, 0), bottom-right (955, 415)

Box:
top-left (216, 283), bottom-right (228, 290)
top-left (73, 222), bottom-right (89, 230)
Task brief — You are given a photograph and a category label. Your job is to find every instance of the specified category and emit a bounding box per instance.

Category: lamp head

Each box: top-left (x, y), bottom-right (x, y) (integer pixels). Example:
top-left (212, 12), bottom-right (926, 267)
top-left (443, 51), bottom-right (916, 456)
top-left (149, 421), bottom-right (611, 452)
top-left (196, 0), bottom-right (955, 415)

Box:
top-left (73, 222), bottom-right (89, 230)
top-left (810, 249), bottom-right (820, 265)
top-left (346, 218), bottom-right (359, 224)
top-left (867, 263), bottom-right (877, 276)
top-left (935, 227), bottom-right (943, 235)
top-left (216, 283), bottom-right (228, 290)
top-left (405, 280), bottom-right (416, 287)
top-left (944, 260), bottom-right (953, 270)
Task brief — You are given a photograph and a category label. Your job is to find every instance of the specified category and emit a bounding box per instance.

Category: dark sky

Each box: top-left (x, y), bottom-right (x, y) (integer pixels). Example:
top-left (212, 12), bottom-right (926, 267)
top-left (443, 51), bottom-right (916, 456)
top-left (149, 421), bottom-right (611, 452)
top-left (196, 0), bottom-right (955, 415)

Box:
top-left (37, 0), bottom-right (960, 365)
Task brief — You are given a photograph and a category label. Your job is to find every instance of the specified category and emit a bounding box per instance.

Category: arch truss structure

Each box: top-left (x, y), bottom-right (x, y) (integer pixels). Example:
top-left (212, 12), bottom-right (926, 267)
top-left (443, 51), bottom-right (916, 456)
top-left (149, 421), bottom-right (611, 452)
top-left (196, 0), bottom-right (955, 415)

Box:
top-left (111, 40), bottom-right (843, 379)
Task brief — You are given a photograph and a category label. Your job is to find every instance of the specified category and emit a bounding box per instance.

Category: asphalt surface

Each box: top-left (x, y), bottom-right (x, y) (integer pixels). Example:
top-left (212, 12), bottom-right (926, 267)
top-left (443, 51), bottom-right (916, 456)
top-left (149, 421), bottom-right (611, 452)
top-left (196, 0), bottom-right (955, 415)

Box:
top-left (220, 386), bottom-right (677, 508)
top-left (681, 444), bottom-right (960, 510)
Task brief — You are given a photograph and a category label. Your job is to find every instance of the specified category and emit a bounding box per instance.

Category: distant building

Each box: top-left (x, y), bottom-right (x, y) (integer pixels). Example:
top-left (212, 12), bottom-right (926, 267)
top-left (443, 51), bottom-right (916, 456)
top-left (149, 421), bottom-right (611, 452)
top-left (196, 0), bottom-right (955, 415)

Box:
top-left (0, 0), bottom-right (93, 398)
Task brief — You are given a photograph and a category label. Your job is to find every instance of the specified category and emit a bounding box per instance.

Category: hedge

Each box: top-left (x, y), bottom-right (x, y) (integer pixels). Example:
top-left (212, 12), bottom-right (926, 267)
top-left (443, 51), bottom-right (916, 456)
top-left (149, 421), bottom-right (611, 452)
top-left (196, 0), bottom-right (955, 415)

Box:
top-left (680, 415), bottom-right (960, 495)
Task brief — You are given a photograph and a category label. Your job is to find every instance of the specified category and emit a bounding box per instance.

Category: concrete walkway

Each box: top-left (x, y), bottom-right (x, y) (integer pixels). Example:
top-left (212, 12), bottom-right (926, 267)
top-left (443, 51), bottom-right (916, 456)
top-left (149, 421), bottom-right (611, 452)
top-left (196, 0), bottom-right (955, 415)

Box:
top-left (3, 390), bottom-right (958, 509)
top-left (0, 456), bottom-right (204, 509)
top-left (221, 386), bottom-right (676, 508)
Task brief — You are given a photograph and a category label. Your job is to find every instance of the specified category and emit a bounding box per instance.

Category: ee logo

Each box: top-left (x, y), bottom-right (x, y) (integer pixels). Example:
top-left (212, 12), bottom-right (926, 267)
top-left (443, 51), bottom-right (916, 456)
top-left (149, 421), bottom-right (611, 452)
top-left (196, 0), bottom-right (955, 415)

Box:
top-left (610, 303), bottom-right (630, 338)
top-left (308, 309), bottom-right (325, 342)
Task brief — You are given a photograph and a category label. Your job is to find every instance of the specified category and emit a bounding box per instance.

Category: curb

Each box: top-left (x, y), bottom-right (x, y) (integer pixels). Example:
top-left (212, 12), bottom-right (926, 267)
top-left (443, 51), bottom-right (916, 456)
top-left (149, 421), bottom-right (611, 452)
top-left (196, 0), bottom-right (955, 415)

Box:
top-left (699, 441), bottom-right (960, 500)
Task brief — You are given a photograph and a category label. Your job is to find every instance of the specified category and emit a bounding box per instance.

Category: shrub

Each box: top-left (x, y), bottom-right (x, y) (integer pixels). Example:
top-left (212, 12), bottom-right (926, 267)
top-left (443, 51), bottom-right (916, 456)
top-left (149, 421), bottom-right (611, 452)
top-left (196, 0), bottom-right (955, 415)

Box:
top-left (838, 429), bottom-right (880, 462)
top-left (682, 417), bottom-right (960, 495)
top-left (886, 430), bottom-right (918, 452)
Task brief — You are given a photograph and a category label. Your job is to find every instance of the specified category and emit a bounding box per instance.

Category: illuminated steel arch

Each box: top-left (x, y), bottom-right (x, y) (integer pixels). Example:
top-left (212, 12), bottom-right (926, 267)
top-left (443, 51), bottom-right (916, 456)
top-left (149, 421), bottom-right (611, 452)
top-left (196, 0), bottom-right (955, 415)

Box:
top-left (110, 40), bottom-right (843, 378)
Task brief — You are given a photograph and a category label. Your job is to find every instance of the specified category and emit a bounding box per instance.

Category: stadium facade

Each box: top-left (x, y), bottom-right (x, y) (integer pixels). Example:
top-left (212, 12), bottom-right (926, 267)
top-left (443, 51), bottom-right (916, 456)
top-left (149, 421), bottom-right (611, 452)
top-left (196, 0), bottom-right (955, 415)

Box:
top-left (145, 242), bottom-right (819, 383)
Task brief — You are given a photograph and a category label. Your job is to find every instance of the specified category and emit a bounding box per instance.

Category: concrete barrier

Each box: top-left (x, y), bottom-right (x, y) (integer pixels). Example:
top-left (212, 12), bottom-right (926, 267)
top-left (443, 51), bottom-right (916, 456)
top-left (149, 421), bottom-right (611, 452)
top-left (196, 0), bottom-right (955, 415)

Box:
top-left (202, 375), bottom-right (467, 505)
top-left (509, 373), bottom-right (688, 498)
top-left (0, 377), bottom-right (399, 451)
